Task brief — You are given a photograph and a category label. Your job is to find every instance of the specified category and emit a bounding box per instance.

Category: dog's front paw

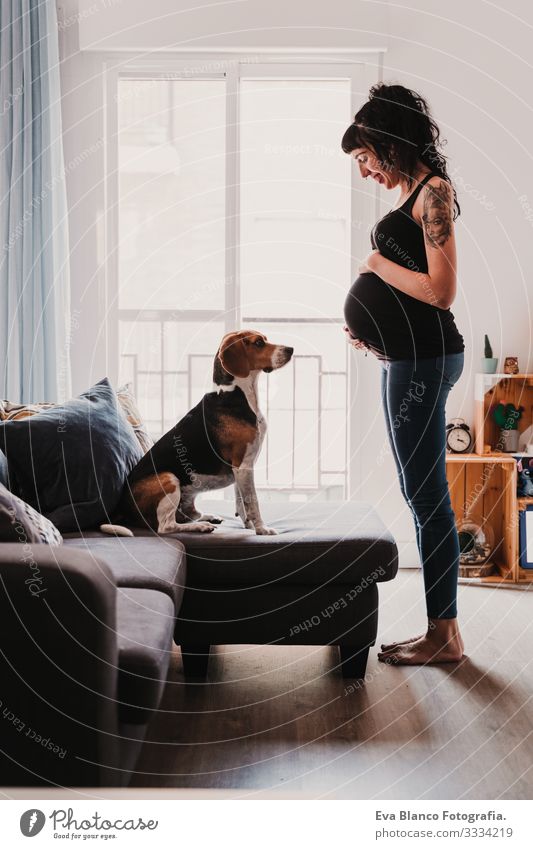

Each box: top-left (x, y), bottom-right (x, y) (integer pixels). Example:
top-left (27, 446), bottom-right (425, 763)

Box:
top-left (199, 513), bottom-right (223, 524)
top-left (195, 522), bottom-right (216, 533)
top-left (255, 525), bottom-right (278, 536)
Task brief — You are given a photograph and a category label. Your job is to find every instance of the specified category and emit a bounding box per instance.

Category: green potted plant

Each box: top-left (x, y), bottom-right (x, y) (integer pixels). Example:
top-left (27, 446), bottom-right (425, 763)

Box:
top-left (481, 334), bottom-right (498, 373)
top-left (492, 401), bottom-right (524, 452)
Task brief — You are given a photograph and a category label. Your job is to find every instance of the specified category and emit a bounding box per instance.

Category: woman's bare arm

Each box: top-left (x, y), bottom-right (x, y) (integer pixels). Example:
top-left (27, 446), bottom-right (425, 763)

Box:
top-left (364, 177), bottom-right (457, 309)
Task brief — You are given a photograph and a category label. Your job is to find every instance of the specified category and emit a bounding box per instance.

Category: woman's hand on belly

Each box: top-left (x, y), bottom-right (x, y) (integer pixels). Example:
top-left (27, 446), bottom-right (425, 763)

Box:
top-left (359, 249), bottom-right (381, 275)
top-left (343, 325), bottom-right (369, 351)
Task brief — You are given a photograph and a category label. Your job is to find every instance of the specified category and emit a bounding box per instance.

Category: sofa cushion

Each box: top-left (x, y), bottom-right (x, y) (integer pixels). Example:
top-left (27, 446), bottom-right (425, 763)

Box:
top-left (0, 482), bottom-right (62, 545)
top-left (0, 378), bottom-right (143, 532)
top-left (178, 500), bottom-right (397, 587)
top-left (73, 501), bottom-right (397, 588)
top-left (62, 537), bottom-right (186, 608)
top-left (116, 587), bottom-right (175, 724)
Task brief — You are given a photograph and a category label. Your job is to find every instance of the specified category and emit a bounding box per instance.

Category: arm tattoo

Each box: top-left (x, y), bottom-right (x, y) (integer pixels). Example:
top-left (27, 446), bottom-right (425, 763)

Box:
top-left (422, 180), bottom-right (452, 248)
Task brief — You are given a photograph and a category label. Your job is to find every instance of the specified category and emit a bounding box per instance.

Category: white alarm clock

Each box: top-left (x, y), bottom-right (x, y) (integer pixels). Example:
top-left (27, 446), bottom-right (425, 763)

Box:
top-left (446, 418), bottom-right (473, 453)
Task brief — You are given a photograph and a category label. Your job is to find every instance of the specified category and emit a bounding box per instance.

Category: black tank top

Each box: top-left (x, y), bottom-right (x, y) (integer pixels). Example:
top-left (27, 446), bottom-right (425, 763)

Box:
top-left (344, 171), bottom-right (465, 361)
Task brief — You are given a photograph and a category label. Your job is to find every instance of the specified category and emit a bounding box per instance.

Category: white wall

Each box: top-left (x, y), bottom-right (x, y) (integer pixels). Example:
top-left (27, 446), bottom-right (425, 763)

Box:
top-left (76, 0), bottom-right (388, 51)
top-left (58, 0), bottom-right (533, 561)
top-left (385, 0), bottom-right (533, 379)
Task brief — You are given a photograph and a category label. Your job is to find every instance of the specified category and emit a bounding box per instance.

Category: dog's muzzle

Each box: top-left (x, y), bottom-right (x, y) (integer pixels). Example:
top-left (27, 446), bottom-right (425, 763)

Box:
top-left (264, 347), bottom-right (294, 372)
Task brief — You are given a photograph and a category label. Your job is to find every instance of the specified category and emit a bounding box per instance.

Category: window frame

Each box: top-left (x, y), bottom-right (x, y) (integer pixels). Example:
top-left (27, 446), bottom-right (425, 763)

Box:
top-left (103, 52), bottom-right (383, 498)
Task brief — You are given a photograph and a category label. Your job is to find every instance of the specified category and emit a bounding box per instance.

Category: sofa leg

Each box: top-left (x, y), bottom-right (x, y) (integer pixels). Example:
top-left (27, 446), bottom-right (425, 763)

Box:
top-left (181, 644), bottom-right (211, 678)
top-left (339, 645), bottom-right (370, 679)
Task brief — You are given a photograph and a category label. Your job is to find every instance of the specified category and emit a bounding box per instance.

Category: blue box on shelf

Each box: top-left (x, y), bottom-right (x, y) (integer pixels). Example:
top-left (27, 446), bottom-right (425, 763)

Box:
top-left (519, 504), bottom-right (533, 569)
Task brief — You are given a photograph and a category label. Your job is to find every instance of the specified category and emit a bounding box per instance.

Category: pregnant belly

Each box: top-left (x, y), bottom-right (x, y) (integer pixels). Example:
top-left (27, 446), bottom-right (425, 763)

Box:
top-left (344, 272), bottom-right (392, 347)
top-left (344, 271), bottom-right (461, 361)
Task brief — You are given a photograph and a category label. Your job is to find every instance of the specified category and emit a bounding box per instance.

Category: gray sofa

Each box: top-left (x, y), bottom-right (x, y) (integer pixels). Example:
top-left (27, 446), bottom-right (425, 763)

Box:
top-left (0, 474), bottom-right (398, 786)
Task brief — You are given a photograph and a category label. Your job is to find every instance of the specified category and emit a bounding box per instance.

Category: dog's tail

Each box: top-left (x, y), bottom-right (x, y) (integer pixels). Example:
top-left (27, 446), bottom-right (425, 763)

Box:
top-left (99, 523), bottom-right (134, 537)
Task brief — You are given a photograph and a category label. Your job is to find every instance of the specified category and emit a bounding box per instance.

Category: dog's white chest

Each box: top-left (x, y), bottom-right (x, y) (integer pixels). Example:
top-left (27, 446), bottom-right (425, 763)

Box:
top-left (256, 411), bottom-right (266, 441)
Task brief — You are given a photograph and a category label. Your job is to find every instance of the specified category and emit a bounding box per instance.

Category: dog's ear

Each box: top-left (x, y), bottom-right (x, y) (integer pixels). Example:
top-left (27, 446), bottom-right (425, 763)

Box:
top-left (218, 333), bottom-right (250, 378)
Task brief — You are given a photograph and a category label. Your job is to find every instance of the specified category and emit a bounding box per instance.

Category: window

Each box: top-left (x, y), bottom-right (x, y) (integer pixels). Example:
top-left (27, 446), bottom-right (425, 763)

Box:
top-left (239, 73), bottom-right (352, 497)
top-left (117, 77), bottom-right (226, 434)
top-left (114, 59), bottom-right (370, 500)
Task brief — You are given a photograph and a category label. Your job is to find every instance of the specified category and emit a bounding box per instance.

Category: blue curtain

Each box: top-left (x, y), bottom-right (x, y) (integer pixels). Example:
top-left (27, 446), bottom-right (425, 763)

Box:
top-left (0, 0), bottom-right (71, 403)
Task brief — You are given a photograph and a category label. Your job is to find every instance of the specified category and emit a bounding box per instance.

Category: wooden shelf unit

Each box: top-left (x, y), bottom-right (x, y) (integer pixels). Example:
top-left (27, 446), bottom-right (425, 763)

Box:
top-left (474, 372), bottom-right (533, 455)
top-left (445, 454), bottom-right (518, 583)
top-left (445, 373), bottom-right (533, 585)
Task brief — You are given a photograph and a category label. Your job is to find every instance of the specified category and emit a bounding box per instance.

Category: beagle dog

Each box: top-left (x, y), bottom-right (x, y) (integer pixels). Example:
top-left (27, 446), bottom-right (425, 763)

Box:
top-left (101, 330), bottom-right (293, 537)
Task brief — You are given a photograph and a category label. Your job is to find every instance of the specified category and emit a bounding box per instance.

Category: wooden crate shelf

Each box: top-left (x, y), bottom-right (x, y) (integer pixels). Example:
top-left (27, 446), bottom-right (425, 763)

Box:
top-left (446, 455), bottom-right (518, 584)
top-left (445, 374), bottom-right (533, 586)
top-left (519, 572), bottom-right (533, 583)
top-left (446, 453), bottom-right (514, 463)
top-left (474, 372), bottom-right (533, 455)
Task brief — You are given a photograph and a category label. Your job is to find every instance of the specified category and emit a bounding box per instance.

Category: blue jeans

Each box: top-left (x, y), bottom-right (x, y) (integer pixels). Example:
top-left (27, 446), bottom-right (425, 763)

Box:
top-left (380, 352), bottom-right (465, 619)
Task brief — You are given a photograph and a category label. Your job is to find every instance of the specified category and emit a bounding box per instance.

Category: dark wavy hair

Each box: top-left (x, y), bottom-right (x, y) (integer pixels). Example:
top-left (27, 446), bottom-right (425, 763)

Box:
top-left (341, 82), bottom-right (460, 218)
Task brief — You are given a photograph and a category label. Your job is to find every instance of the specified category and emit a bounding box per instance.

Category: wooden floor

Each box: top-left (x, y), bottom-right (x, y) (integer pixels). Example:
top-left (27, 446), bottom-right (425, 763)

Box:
top-left (131, 570), bottom-right (533, 798)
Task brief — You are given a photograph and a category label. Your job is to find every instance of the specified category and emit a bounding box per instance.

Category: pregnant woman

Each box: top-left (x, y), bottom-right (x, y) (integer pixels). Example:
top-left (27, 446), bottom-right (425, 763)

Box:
top-left (342, 83), bottom-right (465, 665)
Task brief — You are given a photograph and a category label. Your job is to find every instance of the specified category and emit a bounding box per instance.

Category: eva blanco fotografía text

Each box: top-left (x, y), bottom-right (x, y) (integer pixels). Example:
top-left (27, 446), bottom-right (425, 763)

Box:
top-left (376, 809), bottom-right (505, 823)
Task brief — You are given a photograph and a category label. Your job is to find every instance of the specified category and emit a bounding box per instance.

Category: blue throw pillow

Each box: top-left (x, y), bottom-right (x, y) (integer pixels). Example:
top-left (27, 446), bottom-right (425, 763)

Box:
top-left (0, 379), bottom-right (143, 532)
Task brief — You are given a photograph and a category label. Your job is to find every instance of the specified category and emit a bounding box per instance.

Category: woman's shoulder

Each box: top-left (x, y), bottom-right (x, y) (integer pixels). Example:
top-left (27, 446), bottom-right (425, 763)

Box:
top-left (412, 174), bottom-right (454, 224)
top-left (424, 173), bottom-right (452, 191)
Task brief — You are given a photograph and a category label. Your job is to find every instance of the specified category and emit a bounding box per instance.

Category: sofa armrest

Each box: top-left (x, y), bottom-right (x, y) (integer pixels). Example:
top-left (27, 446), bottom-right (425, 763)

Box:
top-left (0, 544), bottom-right (120, 787)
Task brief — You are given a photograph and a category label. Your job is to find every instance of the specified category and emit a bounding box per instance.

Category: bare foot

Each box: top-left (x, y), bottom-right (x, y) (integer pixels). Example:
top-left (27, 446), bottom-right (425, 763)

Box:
top-left (377, 635), bottom-right (464, 665)
top-left (378, 619), bottom-right (465, 666)
top-left (380, 633), bottom-right (425, 651)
